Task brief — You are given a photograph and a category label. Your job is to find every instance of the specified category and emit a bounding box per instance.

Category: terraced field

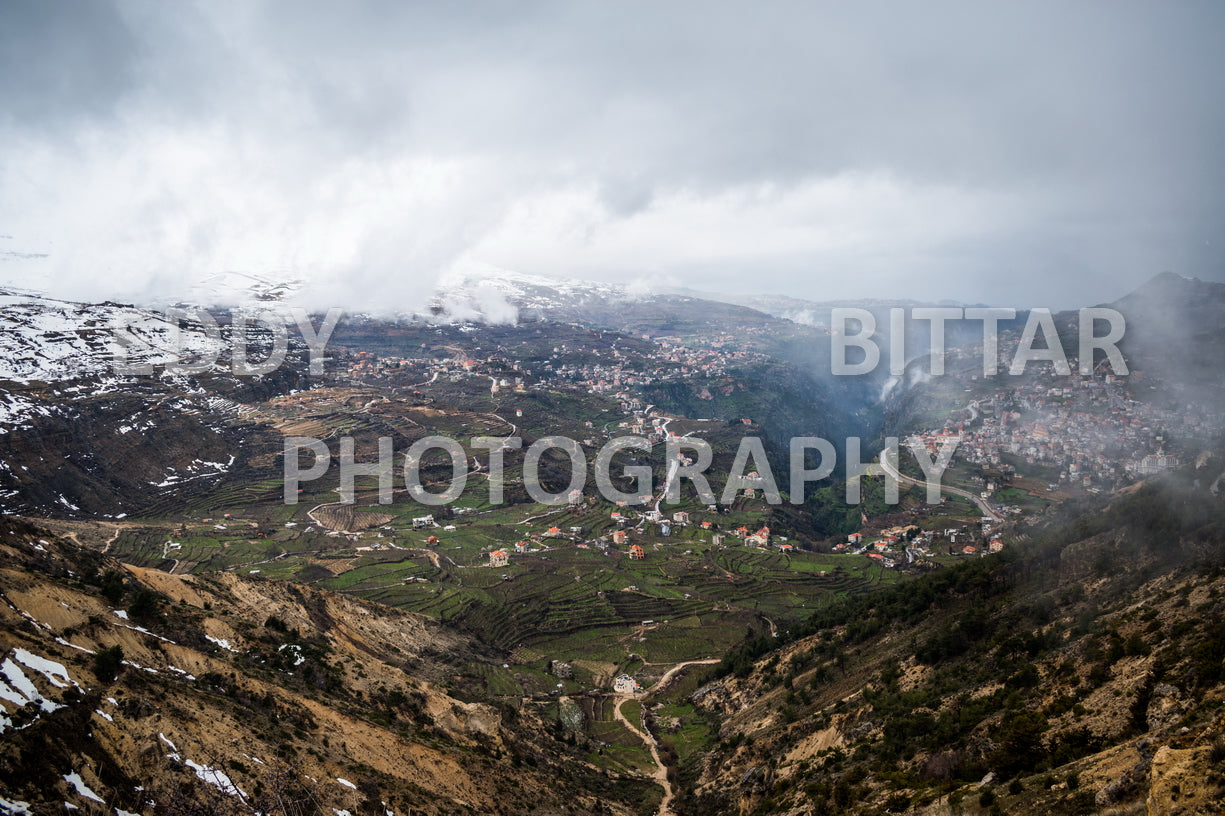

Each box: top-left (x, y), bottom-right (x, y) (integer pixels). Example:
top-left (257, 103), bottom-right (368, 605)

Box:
top-left (104, 498), bottom-right (903, 673)
top-left (93, 361), bottom-right (935, 694)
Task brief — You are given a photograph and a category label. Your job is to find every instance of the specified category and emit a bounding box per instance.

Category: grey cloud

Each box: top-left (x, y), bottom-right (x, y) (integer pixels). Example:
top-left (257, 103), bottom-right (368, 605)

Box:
top-left (0, 0), bottom-right (140, 126)
top-left (0, 1), bottom-right (1221, 309)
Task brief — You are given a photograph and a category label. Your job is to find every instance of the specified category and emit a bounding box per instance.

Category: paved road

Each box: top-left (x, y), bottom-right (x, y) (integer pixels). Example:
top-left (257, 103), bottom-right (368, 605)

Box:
top-left (878, 446), bottom-right (1002, 521)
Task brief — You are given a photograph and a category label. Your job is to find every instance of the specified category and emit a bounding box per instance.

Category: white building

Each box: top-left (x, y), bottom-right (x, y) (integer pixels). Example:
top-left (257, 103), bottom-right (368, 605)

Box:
top-left (613, 675), bottom-right (641, 694)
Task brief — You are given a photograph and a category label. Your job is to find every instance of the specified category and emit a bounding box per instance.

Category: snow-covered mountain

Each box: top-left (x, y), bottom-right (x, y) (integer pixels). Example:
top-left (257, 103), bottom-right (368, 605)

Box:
top-left (0, 289), bottom-right (305, 516)
top-left (185, 271), bottom-right (305, 306)
top-left (0, 289), bottom-right (227, 386)
top-left (427, 266), bottom-right (652, 324)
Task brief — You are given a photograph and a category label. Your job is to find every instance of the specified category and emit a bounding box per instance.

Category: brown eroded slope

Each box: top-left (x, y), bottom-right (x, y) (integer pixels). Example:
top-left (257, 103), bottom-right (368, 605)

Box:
top-left (0, 516), bottom-right (656, 814)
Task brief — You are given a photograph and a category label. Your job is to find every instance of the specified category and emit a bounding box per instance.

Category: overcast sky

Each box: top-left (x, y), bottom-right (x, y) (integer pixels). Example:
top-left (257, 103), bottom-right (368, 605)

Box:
top-left (1, 1), bottom-right (1222, 311)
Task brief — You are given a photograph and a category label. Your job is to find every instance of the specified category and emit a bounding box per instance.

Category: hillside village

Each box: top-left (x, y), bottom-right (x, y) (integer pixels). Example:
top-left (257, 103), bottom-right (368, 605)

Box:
top-left (332, 310), bottom-right (1223, 549)
top-left (4, 0), bottom-right (1224, 807)
top-left (897, 325), bottom-right (1224, 507)
top-left (318, 324), bottom-right (1017, 608)
top-left (338, 330), bottom-right (773, 398)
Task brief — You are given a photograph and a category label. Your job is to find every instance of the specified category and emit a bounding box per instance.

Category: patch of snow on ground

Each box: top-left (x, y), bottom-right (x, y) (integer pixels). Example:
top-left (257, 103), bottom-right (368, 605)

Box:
top-left (62, 772), bottom-right (105, 803)
top-left (205, 635), bottom-right (238, 652)
top-left (13, 648), bottom-right (75, 688)
top-left (54, 638), bottom-right (96, 655)
top-left (0, 796), bottom-right (32, 815)
top-left (185, 760), bottom-right (246, 798)
top-left (1, 658), bottom-right (62, 713)
top-left (277, 644), bottom-right (306, 666)
top-left (121, 659), bottom-right (157, 674)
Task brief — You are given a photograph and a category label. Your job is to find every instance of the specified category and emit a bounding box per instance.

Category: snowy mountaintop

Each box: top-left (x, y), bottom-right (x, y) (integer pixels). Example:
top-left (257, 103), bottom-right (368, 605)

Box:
top-left (0, 289), bottom-right (225, 385)
top-left (429, 265), bottom-right (653, 324)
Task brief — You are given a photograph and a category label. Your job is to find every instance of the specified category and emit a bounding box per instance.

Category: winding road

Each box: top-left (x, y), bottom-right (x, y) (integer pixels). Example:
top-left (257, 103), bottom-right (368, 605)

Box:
top-left (878, 446), bottom-right (1002, 521)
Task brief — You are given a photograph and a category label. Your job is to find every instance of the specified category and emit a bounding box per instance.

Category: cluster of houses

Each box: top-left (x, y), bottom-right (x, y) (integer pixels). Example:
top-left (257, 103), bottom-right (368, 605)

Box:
top-left (906, 357), bottom-right (1217, 494)
top-left (488, 537), bottom-right (647, 566)
top-left (547, 335), bottom-right (775, 396)
top-left (476, 512), bottom-right (802, 568)
top-left (957, 399), bottom-right (1178, 490)
top-left (343, 326), bottom-right (785, 430)
top-left (833, 523), bottom-right (1004, 567)
top-left (727, 524), bottom-right (773, 547)
top-left (341, 348), bottom-right (538, 393)
top-left (346, 327), bottom-right (777, 402)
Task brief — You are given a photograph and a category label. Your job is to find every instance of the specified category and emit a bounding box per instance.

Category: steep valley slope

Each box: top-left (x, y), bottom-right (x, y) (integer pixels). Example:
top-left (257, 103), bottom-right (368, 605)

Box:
top-left (671, 472), bottom-right (1225, 816)
top-left (0, 515), bottom-right (657, 814)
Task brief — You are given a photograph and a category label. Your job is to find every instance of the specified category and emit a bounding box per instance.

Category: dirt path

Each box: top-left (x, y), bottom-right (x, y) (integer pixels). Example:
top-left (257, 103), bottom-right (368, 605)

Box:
top-left (159, 540), bottom-right (184, 574)
top-left (408, 546), bottom-right (455, 570)
top-left (59, 530), bottom-right (85, 549)
top-left (305, 500), bottom-right (342, 531)
top-left (482, 412), bottom-right (517, 440)
top-left (613, 658), bottom-right (721, 816)
top-left (613, 695), bottom-right (674, 815)
top-left (651, 658), bottom-right (720, 696)
top-left (102, 524), bottom-right (126, 553)
top-left (518, 506), bottom-right (567, 526)
top-left (20, 517), bottom-right (144, 556)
